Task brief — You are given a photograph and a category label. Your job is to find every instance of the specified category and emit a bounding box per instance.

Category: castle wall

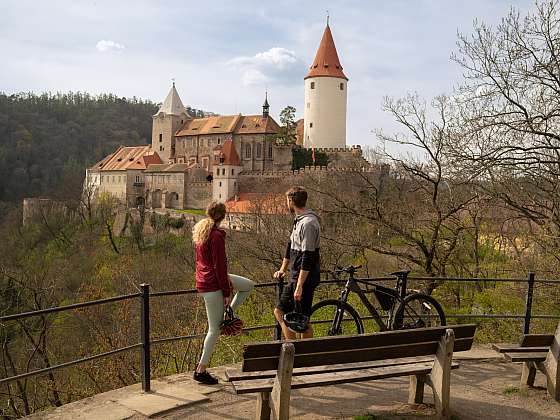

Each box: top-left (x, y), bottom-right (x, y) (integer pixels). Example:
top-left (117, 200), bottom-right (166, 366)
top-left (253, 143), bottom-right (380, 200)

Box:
top-left (174, 133), bottom-right (279, 172)
top-left (22, 198), bottom-right (69, 226)
top-left (186, 182), bottom-right (212, 209)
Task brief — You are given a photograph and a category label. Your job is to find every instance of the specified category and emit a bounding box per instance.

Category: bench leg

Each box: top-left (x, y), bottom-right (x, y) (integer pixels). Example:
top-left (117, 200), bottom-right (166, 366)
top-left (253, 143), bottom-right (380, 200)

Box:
top-left (520, 362), bottom-right (537, 388)
top-left (256, 392), bottom-right (271, 420)
top-left (543, 323), bottom-right (560, 401)
top-left (270, 342), bottom-right (295, 420)
top-left (428, 329), bottom-right (454, 418)
top-left (408, 374), bottom-right (426, 404)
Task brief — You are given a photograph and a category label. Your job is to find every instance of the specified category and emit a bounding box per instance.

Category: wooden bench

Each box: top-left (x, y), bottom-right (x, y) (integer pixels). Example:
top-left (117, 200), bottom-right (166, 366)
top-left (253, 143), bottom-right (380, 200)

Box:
top-left (226, 324), bottom-right (476, 419)
top-left (492, 322), bottom-right (559, 401)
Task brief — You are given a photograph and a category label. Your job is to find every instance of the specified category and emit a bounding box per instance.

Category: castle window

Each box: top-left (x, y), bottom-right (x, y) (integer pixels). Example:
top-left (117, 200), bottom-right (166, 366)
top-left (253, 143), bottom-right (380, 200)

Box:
top-left (268, 144), bottom-right (273, 159)
top-left (101, 175), bottom-right (104, 182)
top-left (256, 143), bottom-right (262, 158)
top-left (310, 82), bottom-right (315, 89)
top-left (216, 168), bottom-right (220, 176)
top-left (159, 146), bottom-right (162, 151)
top-left (112, 176), bottom-right (115, 183)
top-left (217, 138), bottom-right (221, 145)
top-left (231, 169), bottom-right (234, 175)
top-left (310, 122), bottom-right (313, 128)
top-left (245, 144), bottom-right (252, 159)
top-left (340, 83), bottom-right (344, 90)
top-left (219, 182), bottom-right (222, 187)
top-left (159, 134), bottom-right (162, 142)
top-left (307, 102), bottom-right (310, 109)
top-left (222, 168), bottom-right (225, 175)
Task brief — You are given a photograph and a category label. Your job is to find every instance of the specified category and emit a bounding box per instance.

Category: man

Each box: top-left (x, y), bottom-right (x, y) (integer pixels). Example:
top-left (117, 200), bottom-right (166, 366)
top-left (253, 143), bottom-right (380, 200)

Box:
top-left (274, 186), bottom-right (321, 339)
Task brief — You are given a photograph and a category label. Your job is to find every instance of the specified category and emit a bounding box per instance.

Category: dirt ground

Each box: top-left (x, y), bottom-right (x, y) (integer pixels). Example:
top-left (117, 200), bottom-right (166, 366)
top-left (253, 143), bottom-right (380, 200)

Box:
top-left (163, 359), bottom-right (560, 420)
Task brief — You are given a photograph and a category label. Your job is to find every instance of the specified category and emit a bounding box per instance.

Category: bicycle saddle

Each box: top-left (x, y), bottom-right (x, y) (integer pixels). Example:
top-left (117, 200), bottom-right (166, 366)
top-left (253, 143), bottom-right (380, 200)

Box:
top-left (389, 270), bottom-right (411, 277)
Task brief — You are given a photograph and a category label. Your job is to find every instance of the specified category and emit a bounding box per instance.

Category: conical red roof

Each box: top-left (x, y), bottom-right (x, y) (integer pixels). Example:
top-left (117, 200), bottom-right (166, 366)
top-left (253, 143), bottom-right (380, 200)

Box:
top-left (305, 24), bottom-right (347, 80)
top-left (221, 139), bottom-right (241, 166)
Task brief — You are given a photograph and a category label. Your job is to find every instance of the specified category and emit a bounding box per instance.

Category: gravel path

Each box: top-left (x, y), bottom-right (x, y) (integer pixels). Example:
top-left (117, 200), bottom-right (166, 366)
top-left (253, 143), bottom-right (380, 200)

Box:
top-left (163, 359), bottom-right (560, 420)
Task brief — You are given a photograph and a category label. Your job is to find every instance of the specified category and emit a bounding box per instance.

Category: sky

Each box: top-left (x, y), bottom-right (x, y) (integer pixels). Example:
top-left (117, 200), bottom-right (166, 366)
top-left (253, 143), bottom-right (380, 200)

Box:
top-left (0, 0), bottom-right (536, 149)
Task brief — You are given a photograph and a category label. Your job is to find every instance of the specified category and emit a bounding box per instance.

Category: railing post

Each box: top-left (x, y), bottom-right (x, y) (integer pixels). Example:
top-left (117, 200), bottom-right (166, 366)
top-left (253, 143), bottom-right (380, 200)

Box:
top-left (274, 278), bottom-right (285, 340)
top-left (140, 283), bottom-right (151, 392)
top-left (524, 272), bottom-right (535, 335)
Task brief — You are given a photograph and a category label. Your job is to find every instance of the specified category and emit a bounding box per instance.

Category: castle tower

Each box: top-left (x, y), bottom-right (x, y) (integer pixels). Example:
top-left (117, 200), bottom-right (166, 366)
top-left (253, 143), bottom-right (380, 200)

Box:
top-left (152, 83), bottom-right (189, 163)
top-left (303, 22), bottom-right (348, 149)
top-left (213, 139), bottom-right (242, 203)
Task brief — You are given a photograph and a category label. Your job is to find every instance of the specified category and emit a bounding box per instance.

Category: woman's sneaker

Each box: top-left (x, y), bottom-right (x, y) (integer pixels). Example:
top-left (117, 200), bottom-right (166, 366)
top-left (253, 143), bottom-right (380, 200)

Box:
top-left (193, 370), bottom-right (219, 385)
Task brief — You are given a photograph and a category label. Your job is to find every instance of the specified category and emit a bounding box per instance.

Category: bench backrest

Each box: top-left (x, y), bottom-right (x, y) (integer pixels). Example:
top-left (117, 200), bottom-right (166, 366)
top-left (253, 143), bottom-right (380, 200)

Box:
top-left (242, 324), bottom-right (476, 372)
top-left (519, 334), bottom-right (554, 347)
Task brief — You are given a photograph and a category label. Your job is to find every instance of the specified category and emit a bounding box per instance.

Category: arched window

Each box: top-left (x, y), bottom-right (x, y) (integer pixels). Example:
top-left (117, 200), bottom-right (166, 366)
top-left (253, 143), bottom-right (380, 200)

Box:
top-left (245, 144), bottom-right (252, 159)
top-left (256, 143), bottom-right (262, 158)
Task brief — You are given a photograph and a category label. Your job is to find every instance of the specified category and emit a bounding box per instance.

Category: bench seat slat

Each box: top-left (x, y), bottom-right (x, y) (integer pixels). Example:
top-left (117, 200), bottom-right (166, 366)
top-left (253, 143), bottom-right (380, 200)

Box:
top-left (242, 337), bottom-right (473, 372)
top-left (232, 361), bottom-right (460, 394)
top-left (243, 324), bottom-right (476, 359)
top-left (226, 356), bottom-right (437, 381)
top-left (520, 334), bottom-right (554, 347)
top-left (504, 352), bottom-right (548, 362)
top-left (492, 344), bottom-right (550, 353)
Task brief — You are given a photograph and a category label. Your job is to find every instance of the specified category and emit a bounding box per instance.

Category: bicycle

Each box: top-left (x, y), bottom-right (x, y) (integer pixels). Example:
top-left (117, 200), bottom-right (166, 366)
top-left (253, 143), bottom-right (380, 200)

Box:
top-left (310, 266), bottom-right (446, 337)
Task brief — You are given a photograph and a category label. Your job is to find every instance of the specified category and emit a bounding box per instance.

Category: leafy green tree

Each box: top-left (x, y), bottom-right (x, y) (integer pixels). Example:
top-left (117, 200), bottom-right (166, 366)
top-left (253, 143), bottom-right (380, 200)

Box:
top-left (275, 105), bottom-right (297, 144)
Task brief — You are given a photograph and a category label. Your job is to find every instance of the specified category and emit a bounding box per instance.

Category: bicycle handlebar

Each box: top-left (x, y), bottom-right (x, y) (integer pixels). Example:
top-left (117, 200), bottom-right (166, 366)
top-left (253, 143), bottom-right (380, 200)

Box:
top-left (334, 265), bottom-right (362, 274)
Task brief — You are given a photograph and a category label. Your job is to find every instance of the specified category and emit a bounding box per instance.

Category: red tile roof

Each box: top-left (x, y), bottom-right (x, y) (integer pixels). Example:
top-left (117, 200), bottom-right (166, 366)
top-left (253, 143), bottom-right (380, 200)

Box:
top-left (305, 24), bottom-right (348, 80)
top-left (93, 146), bottom-right (163, 171)
top-left (226, 193), bottom-right (288, 214)
top-left (220, 139), bottom-right (241, 166)
top-left (175, 114), bottom-right (280, 137)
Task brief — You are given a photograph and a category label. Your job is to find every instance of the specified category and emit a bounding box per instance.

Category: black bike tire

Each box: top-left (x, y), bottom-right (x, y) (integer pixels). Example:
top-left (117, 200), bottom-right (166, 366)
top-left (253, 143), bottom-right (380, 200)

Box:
top-left (391, 293), bottom-right (446, 330)
top-left (310, 299), bottom-right (365, 336)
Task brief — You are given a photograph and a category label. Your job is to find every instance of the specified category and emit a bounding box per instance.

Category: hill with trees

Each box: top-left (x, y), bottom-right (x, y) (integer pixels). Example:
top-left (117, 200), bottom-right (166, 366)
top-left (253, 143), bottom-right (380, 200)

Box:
top-left (0, 92), bottom-right (157, 208)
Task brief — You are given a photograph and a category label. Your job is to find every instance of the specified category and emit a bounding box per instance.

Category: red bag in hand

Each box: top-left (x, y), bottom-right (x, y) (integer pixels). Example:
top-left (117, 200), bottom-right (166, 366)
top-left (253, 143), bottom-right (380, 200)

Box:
top-left (220, 306), bottom-right (243, 336)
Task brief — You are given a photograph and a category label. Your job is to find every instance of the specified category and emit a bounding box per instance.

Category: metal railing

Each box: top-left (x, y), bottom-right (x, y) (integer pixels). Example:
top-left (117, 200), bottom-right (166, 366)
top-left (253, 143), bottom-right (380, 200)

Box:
top-left (1, 272), bottom-right (560, 393)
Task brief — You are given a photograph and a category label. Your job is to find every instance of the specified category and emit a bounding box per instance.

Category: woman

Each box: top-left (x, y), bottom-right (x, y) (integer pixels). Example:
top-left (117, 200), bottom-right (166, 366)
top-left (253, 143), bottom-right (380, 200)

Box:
top-left (192, 201), bottom-right (254, 385)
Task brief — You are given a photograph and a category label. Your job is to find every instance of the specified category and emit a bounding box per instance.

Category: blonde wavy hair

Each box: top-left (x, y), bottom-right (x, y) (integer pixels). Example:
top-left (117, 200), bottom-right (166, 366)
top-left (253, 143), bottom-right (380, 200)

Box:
top-left (192, 201), bottom-right (227, 245)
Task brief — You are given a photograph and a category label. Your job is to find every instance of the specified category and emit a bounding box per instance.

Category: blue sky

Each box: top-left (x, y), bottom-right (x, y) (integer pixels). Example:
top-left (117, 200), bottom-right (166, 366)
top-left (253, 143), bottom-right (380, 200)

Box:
top-left (0, 0), bottom-right (535, 148)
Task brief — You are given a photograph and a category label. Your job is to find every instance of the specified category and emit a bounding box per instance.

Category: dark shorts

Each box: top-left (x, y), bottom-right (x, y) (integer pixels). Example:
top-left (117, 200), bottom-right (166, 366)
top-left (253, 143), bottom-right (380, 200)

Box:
top-left (277, 280), bottom-right (318, 316)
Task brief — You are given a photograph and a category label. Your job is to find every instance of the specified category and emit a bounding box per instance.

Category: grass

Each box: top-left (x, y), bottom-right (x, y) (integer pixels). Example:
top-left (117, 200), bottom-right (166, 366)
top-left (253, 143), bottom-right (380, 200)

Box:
top-left (503, 385), bottom-right (528, 397)
top-left (355, 415), bottom-right (385, 420)
top-left (174, 208), bottom-right (206, 215)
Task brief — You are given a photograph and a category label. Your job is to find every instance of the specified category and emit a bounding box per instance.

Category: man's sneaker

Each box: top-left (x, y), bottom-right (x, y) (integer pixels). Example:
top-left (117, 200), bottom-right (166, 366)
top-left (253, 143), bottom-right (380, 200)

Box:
top-left (193, 370), bottom-right (219, 385)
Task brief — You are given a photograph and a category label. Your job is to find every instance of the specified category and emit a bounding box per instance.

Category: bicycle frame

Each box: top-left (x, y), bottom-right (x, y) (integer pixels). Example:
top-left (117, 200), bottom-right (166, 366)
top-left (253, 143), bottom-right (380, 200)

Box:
top-left (335, 276), bottom-right (389, 332)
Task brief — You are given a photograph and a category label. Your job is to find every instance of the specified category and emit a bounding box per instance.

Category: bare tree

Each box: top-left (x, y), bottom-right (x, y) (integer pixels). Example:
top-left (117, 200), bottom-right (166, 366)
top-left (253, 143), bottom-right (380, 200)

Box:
top-left (451, 0), bottom-right (560, 264)
top-left (310, 95), bottom-right (478, 291)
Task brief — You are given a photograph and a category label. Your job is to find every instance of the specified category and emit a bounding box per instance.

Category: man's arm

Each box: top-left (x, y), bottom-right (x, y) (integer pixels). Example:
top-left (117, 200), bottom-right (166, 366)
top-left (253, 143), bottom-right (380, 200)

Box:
top-left (274, 241), bottom-right (291, 279)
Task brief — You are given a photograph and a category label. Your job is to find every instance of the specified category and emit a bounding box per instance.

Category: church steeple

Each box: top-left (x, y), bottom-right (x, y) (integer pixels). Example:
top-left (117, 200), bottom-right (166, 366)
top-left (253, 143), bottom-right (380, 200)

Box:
top-left (262, 91), bottom-right (270, 117)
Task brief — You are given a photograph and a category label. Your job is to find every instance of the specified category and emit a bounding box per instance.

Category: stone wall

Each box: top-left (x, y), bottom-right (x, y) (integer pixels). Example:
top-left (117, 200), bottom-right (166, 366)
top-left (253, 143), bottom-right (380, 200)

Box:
top-left (186, 182), bottom-right (212, 209)
top-left (22, 198), bottom-right (69, 226)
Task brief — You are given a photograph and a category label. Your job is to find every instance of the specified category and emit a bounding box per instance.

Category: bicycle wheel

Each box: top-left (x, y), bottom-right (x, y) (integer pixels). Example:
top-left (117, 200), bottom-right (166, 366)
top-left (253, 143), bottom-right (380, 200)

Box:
top-left (309, 299), bottom-right (364, 337)
top-left (391, 293), bottom-right (446, 330)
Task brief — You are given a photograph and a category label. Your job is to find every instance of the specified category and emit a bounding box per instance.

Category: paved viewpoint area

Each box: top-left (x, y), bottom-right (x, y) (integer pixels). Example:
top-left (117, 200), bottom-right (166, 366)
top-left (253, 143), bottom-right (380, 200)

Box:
top-left (26, 347), bottom-right (560, 420)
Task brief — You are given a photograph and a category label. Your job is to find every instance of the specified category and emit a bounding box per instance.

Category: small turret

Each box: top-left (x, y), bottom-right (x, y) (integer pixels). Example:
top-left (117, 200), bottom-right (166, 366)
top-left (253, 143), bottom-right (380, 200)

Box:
top-left (262, 92), bottom-right (270, 118)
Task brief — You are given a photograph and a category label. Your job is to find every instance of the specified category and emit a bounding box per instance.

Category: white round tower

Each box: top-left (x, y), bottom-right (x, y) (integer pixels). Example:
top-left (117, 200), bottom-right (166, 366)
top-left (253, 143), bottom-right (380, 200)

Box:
top-left (303, 23), bottom-right (348, 149)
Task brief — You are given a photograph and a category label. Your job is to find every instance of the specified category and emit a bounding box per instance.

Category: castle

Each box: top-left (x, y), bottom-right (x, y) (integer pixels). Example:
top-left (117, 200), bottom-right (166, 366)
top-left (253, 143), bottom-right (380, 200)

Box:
top-left (85, 22), bottom-right (368, 213)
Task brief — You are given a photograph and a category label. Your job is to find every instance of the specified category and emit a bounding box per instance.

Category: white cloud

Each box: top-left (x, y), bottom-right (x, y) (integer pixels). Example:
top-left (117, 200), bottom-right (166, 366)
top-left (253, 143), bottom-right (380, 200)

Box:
top-left (95, 40), bottom-right (125, 53)
top-left (229, 47), bottom-right (297, 69)
top-left (228, 47), bottom-right (300, 86)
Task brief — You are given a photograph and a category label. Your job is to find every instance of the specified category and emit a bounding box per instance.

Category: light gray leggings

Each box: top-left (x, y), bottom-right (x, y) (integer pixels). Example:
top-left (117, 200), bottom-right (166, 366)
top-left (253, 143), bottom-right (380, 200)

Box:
top-left (199, 274), bottom-right (254, 366)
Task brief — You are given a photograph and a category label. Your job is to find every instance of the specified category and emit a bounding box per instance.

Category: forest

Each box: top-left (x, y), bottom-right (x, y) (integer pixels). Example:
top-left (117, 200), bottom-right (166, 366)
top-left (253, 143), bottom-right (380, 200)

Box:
top-left (2, 1), bottom-right (560, 418)
top-left (0, 92), bottom-right (157, 217)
